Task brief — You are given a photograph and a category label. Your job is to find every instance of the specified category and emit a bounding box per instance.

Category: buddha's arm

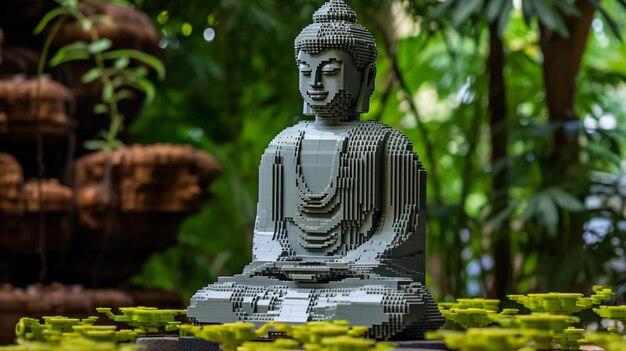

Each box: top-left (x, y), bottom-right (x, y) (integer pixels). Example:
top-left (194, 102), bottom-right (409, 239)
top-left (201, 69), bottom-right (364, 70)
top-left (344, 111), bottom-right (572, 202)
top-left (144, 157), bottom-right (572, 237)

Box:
top-left (343, 129), bottom-right (426, 280)
top-left (379, 129), bottom-right (426, 280)
top-left (249, 141), bottom-right (287, 265)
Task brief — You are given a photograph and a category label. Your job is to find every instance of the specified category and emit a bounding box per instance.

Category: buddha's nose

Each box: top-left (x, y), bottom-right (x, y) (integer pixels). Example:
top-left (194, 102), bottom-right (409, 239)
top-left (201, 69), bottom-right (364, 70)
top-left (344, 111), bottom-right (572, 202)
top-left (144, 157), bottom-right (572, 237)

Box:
top-left (310, 81), bottom-right (323, 89)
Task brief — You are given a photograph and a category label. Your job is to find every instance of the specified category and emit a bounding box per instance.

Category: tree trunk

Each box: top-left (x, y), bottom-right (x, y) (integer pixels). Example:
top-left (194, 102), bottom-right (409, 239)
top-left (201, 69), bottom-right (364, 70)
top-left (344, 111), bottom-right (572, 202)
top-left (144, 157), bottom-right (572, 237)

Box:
top-left (540, 0), bottom-right (595, 173)
top-left (488, 22), bottom-right (511, 300)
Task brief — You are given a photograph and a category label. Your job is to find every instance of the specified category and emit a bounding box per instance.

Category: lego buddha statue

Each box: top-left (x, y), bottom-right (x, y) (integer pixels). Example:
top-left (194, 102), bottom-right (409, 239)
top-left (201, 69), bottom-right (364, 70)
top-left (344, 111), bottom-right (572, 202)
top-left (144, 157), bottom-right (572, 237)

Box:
top-left (188, 0), bottom-right (444, 339)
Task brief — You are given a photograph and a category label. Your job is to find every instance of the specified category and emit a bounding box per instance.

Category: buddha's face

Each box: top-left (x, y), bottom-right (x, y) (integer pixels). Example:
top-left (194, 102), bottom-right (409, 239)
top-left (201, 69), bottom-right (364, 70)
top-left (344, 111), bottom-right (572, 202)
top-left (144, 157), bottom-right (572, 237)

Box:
top-left (297, 49), bottom-right (361, 111)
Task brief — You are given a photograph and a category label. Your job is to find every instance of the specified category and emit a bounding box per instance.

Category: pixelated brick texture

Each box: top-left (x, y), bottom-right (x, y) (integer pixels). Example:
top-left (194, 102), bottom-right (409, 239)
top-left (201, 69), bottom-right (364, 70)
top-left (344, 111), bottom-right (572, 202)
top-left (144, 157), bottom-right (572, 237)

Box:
top-left (295, 0), bottom-right (376, 70)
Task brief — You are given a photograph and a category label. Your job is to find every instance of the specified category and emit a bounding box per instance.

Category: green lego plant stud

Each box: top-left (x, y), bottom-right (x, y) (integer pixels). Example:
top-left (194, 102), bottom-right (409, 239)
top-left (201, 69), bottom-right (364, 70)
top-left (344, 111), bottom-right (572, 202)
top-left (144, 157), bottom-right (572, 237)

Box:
top-left (238, 338), bottom-right (301, 351)
top-left (454, 298), bottom-right (501, 312)
top-left (513, 314), bottom-right (579, 350)
top-left (15, 316), bottom-right (101, 342)
top-left (96, 307), bottom-right (186, 334)
top-left (555, 327), bottom-right (584, 351)
top-left (426, 328), bottom-right (531, 351)
top-left (440, 308), bottom-right (495, 329)
top-left (594, 305), bottom-right (626, 325)
top-left (508, 286), bottom-right (614, 316)
top-left (590, 286), bottom-right (615, 305)
top-left (191, 322), bottom-right (258, 351)
top-left (580, 332), bottom-right (625, 350)
top-left (319, 335), bottom-right (375, 351)
top-left (508, 293), bottom-right (590, 315)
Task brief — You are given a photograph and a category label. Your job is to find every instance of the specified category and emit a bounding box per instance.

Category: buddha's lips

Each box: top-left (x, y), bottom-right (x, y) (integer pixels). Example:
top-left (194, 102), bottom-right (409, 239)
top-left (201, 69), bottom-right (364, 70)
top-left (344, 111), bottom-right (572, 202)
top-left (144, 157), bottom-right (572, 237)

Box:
top-left (307, 91), bottom-right (329, 101)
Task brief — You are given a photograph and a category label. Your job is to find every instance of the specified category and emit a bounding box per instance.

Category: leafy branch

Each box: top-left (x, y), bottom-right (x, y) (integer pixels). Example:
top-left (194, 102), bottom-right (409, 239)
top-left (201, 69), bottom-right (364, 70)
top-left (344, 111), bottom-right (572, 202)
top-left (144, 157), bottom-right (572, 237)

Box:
top-left (35, 0), bottom-right (165, 154)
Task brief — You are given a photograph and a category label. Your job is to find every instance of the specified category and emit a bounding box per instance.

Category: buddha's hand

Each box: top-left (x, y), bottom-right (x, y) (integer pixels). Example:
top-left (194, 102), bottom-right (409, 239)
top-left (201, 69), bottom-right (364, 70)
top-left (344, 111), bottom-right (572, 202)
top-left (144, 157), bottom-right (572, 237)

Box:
top-left (276, 261), bottom-right (362, 283)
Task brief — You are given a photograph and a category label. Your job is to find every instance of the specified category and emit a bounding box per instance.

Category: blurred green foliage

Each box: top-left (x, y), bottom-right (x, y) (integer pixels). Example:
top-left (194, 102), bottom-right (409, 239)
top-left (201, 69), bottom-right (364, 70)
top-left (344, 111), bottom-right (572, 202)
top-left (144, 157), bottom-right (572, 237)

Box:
top-left (126, 0), bottom-right (626, 301)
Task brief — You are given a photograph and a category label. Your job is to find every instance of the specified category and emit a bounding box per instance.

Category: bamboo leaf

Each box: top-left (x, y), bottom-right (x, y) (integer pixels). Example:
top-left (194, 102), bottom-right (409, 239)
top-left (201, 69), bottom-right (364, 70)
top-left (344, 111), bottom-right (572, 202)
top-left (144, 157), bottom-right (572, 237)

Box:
top-left (101, 50), bottom-right (166, 80)
top-left (521, 0), bottom-right (534, 26)
top-left (452, 0), bottom-right (484, 27)
top-left (486, 0), bottom-right (506, 23)
top-left (537, 192), bottom-right (559, 236)
top-left (533, 0), bottom-right (569, 37)
top-left (548, 188), bottom-right (584, 212)
top-left (497, 1), bottom-right (513, 36)
top-left (429, 0), bottom-right (457, 20)
top-left (556, 0), bottom-right (581, 16)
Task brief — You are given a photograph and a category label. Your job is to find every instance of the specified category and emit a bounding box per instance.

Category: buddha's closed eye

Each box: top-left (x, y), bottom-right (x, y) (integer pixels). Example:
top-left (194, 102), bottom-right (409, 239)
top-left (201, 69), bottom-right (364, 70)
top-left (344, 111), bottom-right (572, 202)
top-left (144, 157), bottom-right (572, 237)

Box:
top-left (322, 61), bottom-right (342, 75)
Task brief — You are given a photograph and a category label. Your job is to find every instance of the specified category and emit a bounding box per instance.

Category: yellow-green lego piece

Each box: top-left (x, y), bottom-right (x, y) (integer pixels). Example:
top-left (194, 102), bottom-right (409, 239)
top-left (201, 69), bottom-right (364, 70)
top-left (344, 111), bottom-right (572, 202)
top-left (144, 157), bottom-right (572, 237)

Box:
top-left (96, 306), bottom-right (186, 334)
top-left (427, 328), bottom-right (530, 351)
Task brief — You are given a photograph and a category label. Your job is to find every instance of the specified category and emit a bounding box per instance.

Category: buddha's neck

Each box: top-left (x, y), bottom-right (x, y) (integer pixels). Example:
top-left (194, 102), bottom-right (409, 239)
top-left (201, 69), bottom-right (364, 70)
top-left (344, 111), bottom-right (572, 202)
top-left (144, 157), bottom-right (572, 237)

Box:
top-left (314, 114), bottom-right (359, 126)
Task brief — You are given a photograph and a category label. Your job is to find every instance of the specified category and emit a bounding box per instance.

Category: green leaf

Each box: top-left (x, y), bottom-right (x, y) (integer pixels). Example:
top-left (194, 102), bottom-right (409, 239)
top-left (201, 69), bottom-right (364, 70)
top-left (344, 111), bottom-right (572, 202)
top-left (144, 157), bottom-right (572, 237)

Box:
top-left (33, 7), bottom-right (68, 34)
top-left (82, 67), bottom-right (103, 83)
top-left (588, 0), bottom-right (623, 40)
top-left (555, 0), bottom-right (581, 16)
top-left (115, 89), bottom-right (135, 101)
top-left (68, 7), bottom-right (92, 31)
top-left (452, 0), bottom-right (484, 27)
top-left (93, 104), bottom-right (108, 114)
top-left (429, 0), bottom-right (458, 20)
top-left (126, 76), bottom-right (156, 104)
top-left (537, 192), bottom-right (559, 236)
top-left (84, 139), bottom-right (106, 151)
top-left (88, 38), bottom-right (112, 54)
top-left (50, 41), bottom-right (90, 66)
top-left (101, 50), bottom-right (166, 80)
top-left (521, 0), bottom-right (534, 26)
top-left (114, 57), bottom-right (130, 69)
top-left (497, 0), bottom-right (513, 36)
top-left (548, 188), bottom-right (584, 212)
top-left (533, 0), bottom-right (569, 37)
top-left (103, 84), bottom-right (114, 101)
top-left (486, 0), bottom-right (506, 23)
top-left (50, 50), bottom-right (90, 66)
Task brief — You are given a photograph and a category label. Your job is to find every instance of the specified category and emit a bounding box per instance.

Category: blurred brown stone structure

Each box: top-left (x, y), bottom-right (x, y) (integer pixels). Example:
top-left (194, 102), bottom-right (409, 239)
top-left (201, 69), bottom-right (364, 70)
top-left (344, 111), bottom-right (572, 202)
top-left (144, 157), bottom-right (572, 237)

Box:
top-left (0, 1), bottom-right (220, 345)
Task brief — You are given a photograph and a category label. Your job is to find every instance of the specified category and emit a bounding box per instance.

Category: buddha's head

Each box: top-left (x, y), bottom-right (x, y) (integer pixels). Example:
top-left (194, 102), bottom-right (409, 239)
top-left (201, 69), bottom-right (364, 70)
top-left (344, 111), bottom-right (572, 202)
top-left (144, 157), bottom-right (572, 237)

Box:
top-left (294, 0), bottom-right (377, 121)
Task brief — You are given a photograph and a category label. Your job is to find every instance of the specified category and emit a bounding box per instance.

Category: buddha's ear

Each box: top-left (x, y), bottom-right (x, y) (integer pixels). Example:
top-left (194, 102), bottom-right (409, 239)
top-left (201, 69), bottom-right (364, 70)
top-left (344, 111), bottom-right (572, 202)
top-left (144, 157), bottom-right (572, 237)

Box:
top-left (356, 63), bottom-right (376, 113)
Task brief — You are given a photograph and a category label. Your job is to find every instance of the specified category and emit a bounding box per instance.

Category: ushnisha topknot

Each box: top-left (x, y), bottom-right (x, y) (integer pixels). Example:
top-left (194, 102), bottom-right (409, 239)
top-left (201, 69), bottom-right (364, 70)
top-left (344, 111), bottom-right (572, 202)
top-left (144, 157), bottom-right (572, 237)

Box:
top-left (295, 0), bottom-right (377, 70)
